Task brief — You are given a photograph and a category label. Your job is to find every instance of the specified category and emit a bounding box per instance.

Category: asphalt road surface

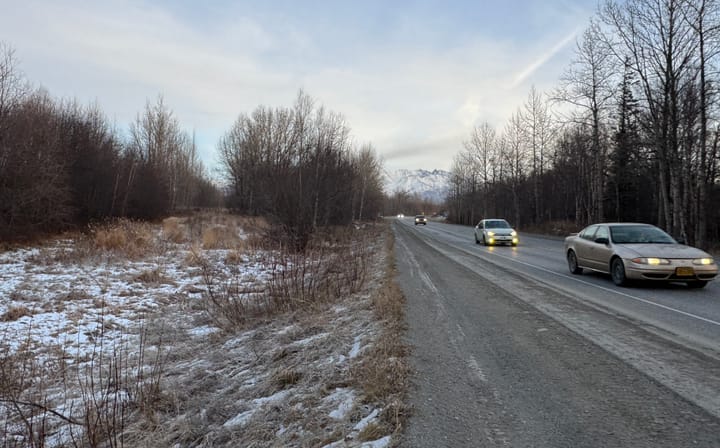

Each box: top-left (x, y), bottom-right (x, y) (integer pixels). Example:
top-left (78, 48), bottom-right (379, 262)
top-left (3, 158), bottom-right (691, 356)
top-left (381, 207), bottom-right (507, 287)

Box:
top-left (394, 218), bottom-right (720, 447)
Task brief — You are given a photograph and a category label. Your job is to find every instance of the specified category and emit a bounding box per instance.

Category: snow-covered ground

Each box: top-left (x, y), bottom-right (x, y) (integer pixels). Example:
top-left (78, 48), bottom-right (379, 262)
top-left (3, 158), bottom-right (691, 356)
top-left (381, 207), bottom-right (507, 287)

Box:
top-left (0, 216), bottom-right (399, 447)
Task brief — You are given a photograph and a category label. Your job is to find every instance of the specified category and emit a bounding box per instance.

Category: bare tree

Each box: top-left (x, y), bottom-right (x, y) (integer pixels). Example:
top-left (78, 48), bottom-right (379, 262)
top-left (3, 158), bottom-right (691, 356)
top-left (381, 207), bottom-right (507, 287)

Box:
top-left (553, 22), bottom-right (617, 222)
top-left (464, 122), bottom-right (496, 218)
top-left (521, 86), bottom-right (555, 223)
top-left (601, 0), bottom-right (698, 239)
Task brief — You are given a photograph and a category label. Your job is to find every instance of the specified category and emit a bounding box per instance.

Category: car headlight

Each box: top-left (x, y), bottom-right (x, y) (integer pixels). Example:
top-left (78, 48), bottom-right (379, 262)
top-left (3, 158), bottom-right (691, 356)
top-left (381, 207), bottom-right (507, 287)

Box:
top-left (487, 231), bottom-right (495, 237)
top-left (692, 258), bottom-right (715, 265)
top-left (510, 230), bottom-right (517, 237)
top-left (632, 257), bottom-right (671, 265)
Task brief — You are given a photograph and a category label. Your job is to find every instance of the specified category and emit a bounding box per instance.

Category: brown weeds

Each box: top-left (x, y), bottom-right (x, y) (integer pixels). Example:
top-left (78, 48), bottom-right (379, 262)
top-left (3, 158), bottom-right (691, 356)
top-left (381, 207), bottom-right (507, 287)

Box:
top-left (1, 306), bottom-right (34, 322)
top-left (351, 228), bottom-right (410, 434)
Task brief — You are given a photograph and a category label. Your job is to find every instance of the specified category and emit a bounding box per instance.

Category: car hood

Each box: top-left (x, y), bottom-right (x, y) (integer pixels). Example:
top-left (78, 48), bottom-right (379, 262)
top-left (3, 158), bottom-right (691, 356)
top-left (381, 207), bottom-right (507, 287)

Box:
top-left (485, 228), bottom-right (514, 233)
top-left (616, 243), bottom-right (711, 259)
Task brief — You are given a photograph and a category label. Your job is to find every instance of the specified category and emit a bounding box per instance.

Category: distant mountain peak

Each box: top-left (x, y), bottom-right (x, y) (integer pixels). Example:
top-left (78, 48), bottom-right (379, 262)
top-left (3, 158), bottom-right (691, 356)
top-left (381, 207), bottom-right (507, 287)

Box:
top-left (383, 168), bottom-right (451, 203)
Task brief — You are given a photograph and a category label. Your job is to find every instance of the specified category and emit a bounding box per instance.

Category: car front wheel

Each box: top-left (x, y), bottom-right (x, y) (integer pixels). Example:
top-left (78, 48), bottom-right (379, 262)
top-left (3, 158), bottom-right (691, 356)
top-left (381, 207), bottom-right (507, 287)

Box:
top-left (567, 250), bottom-right (583, 274)
top-left (611, 257), bottom-right (627, 286)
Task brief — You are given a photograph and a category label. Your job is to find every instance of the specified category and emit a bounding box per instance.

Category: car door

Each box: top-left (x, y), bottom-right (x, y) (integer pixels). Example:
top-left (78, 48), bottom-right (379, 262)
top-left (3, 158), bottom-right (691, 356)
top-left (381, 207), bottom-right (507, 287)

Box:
top-left (586, 225), bottom-right (612, 271)
top-left (574, 225), bottom-right (598, 265)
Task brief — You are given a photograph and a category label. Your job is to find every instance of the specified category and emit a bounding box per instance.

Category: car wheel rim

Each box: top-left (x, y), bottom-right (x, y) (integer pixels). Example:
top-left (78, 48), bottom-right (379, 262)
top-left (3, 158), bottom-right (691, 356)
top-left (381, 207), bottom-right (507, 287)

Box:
top-left (568, 253), bottom-right (576, 270)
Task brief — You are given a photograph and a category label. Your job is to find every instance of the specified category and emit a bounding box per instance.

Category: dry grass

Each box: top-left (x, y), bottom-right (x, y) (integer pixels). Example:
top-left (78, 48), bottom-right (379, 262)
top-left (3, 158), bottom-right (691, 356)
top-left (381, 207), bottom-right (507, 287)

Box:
top-left (358, 422), bottom-right (386, 441)
top-left (135, 268), bottom-right (169, 285)
top-left (90, 219), bottom-right (157, 259)
top-left (162, 217), bottom-right (187, 243)
top-left (352, 229), bottom-right (410, 435)
top-left (202, 225), bottom-right (237, 249)
top-left (272, 368), bottom-right (302, 388)
top-left (1, 305), bottom-right (34, 322)
top-left (0, 214), bottom-right (410, 447)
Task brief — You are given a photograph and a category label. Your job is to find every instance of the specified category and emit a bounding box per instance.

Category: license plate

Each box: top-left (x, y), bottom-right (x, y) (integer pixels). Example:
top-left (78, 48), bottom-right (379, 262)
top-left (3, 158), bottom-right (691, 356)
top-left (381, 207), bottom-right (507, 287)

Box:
top-left (676, 267), bottom-right (695, 277)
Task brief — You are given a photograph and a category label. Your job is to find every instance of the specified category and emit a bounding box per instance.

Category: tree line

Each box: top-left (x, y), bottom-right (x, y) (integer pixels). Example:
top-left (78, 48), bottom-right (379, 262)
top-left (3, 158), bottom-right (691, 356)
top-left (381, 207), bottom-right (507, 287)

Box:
top-left (218, 91), bottom-right (384, 251)
top-left (448, 0), bottom-right (720, 247)
top-left (0, 44), bottom-right (384, 248)
top-left (0, 43), bottom-right (222, 241)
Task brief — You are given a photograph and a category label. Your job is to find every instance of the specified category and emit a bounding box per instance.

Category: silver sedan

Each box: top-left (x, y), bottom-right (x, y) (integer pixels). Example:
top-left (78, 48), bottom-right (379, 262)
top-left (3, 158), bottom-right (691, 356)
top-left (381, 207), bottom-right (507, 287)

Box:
top-left (564, 223), bottom-right (717, 288)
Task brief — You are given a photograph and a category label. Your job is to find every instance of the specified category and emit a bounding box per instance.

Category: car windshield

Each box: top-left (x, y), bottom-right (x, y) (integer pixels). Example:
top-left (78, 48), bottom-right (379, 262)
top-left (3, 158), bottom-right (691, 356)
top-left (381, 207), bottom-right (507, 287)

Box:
top-left (415, 215), bottom-right (425, 218)
top-left (610, 225), bottom-right (676, 244)
top-left (485, 220), bottom-right (510, 229)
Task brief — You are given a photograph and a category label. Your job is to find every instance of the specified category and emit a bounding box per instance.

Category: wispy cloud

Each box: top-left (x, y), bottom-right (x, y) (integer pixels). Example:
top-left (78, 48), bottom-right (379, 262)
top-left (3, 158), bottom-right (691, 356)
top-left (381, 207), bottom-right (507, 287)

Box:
top-left (509, 28), bottom-right (582, 89)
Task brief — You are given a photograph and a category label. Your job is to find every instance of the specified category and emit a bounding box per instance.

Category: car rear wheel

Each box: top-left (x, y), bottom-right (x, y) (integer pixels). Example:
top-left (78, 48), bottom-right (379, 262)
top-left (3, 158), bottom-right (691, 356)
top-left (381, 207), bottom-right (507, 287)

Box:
top-left (687, 281), bottom-right (708, 289)
top-left (611, 257), bottom-right (627, 286)
top-left (567, 250), bottom-right (583, 274)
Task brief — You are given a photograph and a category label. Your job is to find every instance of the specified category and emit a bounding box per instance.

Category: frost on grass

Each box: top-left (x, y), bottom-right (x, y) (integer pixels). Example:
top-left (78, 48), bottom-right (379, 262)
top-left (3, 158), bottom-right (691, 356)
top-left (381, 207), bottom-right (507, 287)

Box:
top-left (0, 217), bottom-right (403, 447)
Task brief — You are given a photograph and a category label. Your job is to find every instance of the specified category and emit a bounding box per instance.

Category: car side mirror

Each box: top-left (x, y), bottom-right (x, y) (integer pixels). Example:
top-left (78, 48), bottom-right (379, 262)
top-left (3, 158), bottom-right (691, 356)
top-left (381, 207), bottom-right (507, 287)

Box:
top-left (595, 237), bottom-right (609, 245)
top-left (676, 237), bottom-right (686, 245)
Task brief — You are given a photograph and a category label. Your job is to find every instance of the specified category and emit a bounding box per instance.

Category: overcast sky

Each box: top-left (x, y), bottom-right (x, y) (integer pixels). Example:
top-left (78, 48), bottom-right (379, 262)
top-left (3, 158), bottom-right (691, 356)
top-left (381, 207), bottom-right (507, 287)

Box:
top-left (1, 0), bottom-right (599, 173)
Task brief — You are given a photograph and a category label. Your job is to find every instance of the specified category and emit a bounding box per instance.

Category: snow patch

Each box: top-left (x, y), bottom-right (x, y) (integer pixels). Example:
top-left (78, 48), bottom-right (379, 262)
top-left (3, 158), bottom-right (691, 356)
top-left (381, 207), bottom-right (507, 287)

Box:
top-left (360, 435), bottom-right (392, 448)
top-left (223, 409), bottom-right (255, 428)
top-left (353, 408), bottom-right (380, 432)
top-left (325, 388), bottom-right (356, 420)
top-left (349, 336), bottom-right (362, 358)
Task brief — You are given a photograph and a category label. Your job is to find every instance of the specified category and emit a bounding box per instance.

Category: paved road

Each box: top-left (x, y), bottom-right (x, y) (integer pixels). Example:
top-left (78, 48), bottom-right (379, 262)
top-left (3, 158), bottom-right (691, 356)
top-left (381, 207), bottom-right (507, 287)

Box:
top-left (394, 218), bottom-right (720, 447)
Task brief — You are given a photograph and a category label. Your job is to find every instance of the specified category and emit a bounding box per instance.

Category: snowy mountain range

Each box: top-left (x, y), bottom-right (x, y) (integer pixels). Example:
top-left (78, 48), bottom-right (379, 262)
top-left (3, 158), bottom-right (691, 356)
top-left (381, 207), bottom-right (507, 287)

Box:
top-left (383, 169), bottom-right (451, 204)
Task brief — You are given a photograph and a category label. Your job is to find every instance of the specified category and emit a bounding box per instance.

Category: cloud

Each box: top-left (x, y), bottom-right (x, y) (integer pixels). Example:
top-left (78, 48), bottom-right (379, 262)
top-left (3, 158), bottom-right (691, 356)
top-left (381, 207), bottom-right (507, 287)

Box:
top-left (2, 0), bottom-right (591, 173)
top-left (509, 28), bottom-right (581, 89)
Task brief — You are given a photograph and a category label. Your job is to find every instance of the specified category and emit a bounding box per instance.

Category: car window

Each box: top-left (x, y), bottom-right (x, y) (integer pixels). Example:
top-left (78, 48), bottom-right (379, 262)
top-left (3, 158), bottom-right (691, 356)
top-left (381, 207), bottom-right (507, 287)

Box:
top-left (485, 220), bottom-right (510, 229)
top-left (579, 225), bottom-right (598, 241)
top-left (594, 226), bottom-right (609, 241)
top-left (610, 225), bottom-right (676, 244)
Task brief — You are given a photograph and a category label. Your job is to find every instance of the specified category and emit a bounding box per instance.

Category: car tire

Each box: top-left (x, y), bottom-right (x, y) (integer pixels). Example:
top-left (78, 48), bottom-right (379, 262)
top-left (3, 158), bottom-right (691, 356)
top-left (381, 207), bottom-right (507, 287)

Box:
top-left (687, 281), bottom-right (708, 289)
top-left (567, 250), bottom-right (583, 275)
top-left (611, 257), bottom-right (627, 286)
top-left (475, 234), bottom-right (480, 245)
top-left (482, 235), bottom-right (488, 246)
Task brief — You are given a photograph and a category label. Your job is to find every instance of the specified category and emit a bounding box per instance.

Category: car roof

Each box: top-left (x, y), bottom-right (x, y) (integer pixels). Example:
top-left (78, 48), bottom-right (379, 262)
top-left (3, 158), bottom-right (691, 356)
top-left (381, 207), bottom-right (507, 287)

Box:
top-left (593, 223), bottom-right (655, 227)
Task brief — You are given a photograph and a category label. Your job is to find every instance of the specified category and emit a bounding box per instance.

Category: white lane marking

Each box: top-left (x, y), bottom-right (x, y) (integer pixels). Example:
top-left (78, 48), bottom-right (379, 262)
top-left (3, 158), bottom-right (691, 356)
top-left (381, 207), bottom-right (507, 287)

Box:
top-left (484, 250), bottom-right (720, 328)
